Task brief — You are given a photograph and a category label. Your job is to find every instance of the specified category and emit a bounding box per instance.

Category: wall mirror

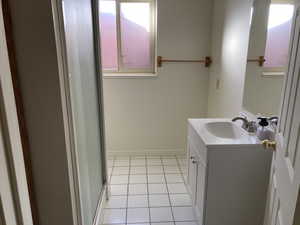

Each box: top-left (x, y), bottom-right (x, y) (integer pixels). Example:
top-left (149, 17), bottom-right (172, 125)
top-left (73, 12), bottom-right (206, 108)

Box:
top-left (242, 0), bottom-right (295, 116)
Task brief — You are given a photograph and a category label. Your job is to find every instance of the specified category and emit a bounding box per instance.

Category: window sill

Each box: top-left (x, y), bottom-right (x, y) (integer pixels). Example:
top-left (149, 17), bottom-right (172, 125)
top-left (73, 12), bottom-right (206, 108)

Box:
top-left (103, 73), bottom-right (158, 79)
top-left (262, 71), bottom-right (285, 77)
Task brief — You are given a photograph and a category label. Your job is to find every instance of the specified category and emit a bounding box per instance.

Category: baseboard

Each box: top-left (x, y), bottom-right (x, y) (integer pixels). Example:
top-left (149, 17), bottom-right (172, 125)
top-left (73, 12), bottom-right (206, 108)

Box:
top-left (106, 148), bottom-right (186, 157)
top-left (93, 183), bottom-right (108, 225)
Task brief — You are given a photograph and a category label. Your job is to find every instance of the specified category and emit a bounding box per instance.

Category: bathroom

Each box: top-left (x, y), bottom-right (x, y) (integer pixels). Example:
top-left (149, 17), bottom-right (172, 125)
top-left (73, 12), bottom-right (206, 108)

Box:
top-left (97, 0), bottom-right (297, 225)
top-left (2, 0), bottom-right (300, 224)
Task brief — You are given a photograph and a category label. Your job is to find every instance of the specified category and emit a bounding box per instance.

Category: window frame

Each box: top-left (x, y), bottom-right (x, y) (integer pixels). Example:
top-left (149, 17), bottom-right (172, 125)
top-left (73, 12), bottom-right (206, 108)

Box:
top-left (100, 0), bottom-right (157, 75)
top-left (262, 0), bottom-right (294, 76)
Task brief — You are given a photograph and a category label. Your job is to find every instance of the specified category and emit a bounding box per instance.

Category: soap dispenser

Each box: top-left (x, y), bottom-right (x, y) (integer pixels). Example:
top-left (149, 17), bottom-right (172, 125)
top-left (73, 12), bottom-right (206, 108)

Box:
top-left (257, 117), bottom-right (272, 140)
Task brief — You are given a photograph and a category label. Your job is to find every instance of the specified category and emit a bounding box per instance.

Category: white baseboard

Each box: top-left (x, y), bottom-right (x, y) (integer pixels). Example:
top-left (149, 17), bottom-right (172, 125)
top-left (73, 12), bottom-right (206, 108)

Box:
top-left (93, 184), bottom-right (108, 225)
top-left (106, 148), bottom-right (186, 157)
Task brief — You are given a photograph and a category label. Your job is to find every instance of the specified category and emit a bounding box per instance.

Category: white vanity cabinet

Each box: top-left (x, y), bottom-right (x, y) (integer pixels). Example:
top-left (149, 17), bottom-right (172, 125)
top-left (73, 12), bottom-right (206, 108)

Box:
top-left (187, 140), bottom-right (206, 223)
top-left (187, 141), bottom-right (198, 205)
top-left (187, 119), bottom-right (273, 225)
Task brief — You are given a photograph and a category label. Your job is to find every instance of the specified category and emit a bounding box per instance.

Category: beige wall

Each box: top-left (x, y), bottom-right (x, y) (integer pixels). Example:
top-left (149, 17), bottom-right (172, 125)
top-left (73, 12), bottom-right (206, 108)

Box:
top-left (207, 0), bottom-right (252, 117)
top-left (103, 0), bottom-right (213, 154)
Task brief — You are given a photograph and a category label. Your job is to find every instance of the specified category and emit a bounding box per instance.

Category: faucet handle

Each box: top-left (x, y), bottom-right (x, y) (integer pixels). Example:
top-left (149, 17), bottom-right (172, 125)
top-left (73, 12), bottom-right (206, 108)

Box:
top-left (269, 116), bottom-right (278, 124)
top-left (268, 116), bottom-right (279, 129)
top-left (240, 114), bottom-right (248, 120)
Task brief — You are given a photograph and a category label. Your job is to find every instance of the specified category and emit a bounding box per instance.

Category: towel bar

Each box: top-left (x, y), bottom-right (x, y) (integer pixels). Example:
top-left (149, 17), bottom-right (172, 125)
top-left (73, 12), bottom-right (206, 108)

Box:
top-left (157, 56), bottom-right (212, 67)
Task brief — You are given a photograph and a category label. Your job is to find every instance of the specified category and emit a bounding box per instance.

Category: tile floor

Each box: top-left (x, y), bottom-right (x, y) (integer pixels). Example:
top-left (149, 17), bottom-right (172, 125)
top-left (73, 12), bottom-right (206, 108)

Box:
top-left (101, 155), bottom-right (198, 225)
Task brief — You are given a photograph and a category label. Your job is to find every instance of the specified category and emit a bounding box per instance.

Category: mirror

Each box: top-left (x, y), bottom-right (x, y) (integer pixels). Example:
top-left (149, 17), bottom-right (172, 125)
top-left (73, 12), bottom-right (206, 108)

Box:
top-left (242, 0), bottom-right (294, 116)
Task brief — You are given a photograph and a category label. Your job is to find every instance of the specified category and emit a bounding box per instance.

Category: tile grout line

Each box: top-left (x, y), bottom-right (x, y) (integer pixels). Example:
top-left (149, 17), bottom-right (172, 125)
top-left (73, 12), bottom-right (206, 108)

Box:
top-left (161, 156), bottom-right (176, 225)
top-left (108, 156), bottom-right (115, 186)
top-left (128, 155), bottom-right (150, 224)
top-left (112, 181), bottom-right (184, 185)
top-left (176, 155), bottom-right (197, 223)
top-left (125, 157), bottom-right (131, 225)
top-left (145, 155), bottom-right (151, 225)
top-left (102, 219), bottom-right (197, 225)
top-left (112, 157), bottom-right (116, 182)
top-left (103, 156), bottom-right (114, 224)
top-left (104, 206), bottom-right (197, 210)
top-left (175, 156), bottom-right (186, 185)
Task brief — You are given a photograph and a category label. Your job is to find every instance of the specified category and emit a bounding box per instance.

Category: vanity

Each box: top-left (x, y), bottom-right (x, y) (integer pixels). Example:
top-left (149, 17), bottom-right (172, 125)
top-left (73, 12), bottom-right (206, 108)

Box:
top-left (187, 119), bottom-right (272, 225)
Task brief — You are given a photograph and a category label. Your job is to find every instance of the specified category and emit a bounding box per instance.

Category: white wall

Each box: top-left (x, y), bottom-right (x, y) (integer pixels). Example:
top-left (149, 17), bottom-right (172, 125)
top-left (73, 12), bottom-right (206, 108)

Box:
top-left (207, 0), bottom-right (252, 117)
top-left (103, 0), bottom-right (213, 154)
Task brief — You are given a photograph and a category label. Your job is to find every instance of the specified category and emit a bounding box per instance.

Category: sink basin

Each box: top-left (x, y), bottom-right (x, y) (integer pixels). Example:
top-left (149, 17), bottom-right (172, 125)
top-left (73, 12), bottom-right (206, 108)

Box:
top-left (189, 119), bottom-right (261, 148)
top-left (204, 121), bottom-right (244, 139)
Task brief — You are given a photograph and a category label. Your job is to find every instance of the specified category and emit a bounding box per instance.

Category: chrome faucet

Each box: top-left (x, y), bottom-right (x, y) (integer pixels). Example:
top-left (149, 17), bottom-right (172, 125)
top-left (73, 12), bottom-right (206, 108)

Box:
top-left (232, 116), bottom-right (257, 133)
top-left (269, 116), bottom-right (279, 130)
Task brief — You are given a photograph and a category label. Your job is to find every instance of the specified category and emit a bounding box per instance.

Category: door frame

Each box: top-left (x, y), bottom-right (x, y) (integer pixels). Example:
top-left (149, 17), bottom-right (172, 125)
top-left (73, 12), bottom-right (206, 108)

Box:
top-left (1, 1), bottom-right (40, 224)
top-left (50, 0), bottom-right (108, 225)
top-left (0, 1), bottom-right (33, 224)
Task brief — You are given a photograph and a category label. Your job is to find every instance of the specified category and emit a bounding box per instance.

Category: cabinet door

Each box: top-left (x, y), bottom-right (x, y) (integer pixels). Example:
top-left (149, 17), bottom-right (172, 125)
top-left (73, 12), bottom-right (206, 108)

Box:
top-left (187, 141), bottom-right (198, 205)
top-left (195, 160), bottom-right (206, 225)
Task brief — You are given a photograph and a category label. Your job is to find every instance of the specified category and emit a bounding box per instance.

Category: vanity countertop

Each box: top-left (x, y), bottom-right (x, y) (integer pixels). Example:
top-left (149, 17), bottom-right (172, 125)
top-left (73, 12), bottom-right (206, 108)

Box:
top-left (188, 118), bottom-right (262, 148)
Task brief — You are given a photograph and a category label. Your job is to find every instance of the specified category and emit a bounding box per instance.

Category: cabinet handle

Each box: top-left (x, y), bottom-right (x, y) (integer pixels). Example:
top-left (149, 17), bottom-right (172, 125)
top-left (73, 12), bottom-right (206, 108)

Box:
top-left (192, 160), bottom-right (197, 164)
top-left (190, 156), bottom-right (194, 160)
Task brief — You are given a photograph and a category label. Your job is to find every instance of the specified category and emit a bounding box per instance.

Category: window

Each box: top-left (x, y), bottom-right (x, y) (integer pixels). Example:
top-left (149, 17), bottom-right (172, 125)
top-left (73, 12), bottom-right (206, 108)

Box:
top-left (264, 2), bottom-right (294, 74)
top-left (99, 0), bottom-right (156, 74)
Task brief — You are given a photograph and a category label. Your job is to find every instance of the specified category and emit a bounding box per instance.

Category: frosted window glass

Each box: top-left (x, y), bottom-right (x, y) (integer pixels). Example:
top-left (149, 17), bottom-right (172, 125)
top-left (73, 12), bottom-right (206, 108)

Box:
top-left (264, 4), bottom-right (294, 68)
top-left (100, 1), bottom-right (118, 70)
top-left (120, 2), bottom-right (152, 69)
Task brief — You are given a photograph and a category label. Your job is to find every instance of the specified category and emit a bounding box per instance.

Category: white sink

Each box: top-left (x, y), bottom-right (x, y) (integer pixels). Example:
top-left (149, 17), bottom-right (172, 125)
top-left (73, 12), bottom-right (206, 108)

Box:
top-left (204, 121), bottom-right (244, 139)
top-left (188, 119), bottom-right (260, 147)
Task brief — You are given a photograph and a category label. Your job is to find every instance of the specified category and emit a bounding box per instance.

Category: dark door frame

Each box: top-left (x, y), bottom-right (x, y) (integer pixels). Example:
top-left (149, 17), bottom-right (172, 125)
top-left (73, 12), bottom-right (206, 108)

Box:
top-left (1, 1), bottom-right (39, 224)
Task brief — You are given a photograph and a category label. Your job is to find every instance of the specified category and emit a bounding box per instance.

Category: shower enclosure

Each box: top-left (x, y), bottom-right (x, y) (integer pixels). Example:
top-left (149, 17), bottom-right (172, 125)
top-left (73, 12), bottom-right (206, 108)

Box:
top-left (58, 0), bottom-right (107, 224)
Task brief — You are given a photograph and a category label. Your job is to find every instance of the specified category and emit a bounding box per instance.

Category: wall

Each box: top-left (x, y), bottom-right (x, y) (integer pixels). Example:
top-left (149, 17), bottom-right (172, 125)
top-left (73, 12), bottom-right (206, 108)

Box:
top-left (7, 1), bottom-right (74, 225)
top-left (207, 0), bottom-right (252, 117)
top-left (103, 0), bottom-right (213, 155)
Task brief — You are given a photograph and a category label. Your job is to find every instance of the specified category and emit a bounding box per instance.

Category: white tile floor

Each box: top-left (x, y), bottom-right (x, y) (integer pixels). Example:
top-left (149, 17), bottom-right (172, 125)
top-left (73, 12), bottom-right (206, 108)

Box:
top-left (101, 155), bottom-right (197, 225)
